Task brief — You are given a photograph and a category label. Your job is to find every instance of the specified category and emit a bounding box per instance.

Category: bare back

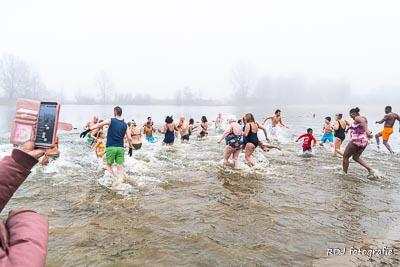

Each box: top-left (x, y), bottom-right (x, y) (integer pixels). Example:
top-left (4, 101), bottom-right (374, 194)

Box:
top-left (383, 112), bottom-right (400, 128)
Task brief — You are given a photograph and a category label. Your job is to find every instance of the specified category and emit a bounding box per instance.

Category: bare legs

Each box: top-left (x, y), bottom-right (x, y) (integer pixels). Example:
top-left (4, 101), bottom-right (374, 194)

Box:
top-left (223, 146), bottom-right (240, 168)
top-left (105, 163), bottom-right (125, 179)
top-left (343, 142), bottom-right (373, 174)
top-left (375, 132), bottom-right (394, 153)
top-left (334, 137), bottom-right (344, 156)
top-left (245, 143), bottom-right (256, 166)
top-left (383, 140), bottom-right (394, 154)
top-left (106, 163), bottom-right (115, 177)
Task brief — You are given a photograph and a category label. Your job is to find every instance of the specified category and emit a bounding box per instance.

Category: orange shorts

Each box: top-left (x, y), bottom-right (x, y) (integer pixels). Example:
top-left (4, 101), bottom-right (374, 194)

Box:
top-left (380, 127), bottom-right (393, 141)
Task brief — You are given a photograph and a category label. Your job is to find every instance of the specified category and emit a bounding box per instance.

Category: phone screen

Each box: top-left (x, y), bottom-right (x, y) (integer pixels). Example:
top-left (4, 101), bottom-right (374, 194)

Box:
top-left (35, 102), bottom-right (57, 147)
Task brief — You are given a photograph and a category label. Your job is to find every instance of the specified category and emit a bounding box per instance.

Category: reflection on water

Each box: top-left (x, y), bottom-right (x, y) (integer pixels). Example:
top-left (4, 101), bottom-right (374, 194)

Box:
top-left (0, 104), bottom-right (400, 266)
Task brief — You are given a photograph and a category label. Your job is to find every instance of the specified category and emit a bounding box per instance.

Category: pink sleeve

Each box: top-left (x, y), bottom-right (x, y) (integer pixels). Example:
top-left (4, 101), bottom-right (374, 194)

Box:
top-left (2, 210), bottom-right (48, 267)
top-left (0, 149), bottom-right (38, 212)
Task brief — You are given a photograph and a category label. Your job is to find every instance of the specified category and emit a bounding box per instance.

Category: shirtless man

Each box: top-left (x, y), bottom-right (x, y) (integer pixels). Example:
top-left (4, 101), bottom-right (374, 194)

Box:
top-left (144, 122), bottom-right (156, 143)
top-left (142, 117), bottom-right (154, 128)
top-left (320, 116), bottom-right (334, 147)
top-left (262, 109), bottom-right (289, 136)
top-left (375, 106), bottom-right (400, 154)
top-left (83, 116), bottom-right (99, 144)
top-left (177, 116), bottom-right (190, 144)
top-left (214, 113), bottom-right (223, 129)
top-left (84, 116), bottom-right (99, 130)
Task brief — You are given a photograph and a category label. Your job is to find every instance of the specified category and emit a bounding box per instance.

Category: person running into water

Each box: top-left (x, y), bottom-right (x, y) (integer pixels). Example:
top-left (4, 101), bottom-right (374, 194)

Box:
top-left (83, 116), bottom-right (99, 144)
top-left (90, 119), bottom-right (104, 148)
top-left (198, 116), bottom-right (208, 139)
top-left (320, 116), bottom-right (334, 147)
top-left (144, 122), bottom-right (156, 143)
top-left (129, 121), bottom-right (142, 150)
top-left (158, 116), bottom-right (178, 145)
top-left (343, 107), bottom-right (373, 175)
top-left (375, 106), bottom-right (400, 154)
top-left (94, 131), bottom-right (106, 158)
top-left (296, 128), bottom-right (317, 153)
top-left (80, 106), bottom-right (133, 178)
top-left (217, 115), bottom-right (243, 168)
top-left (177, 116), bottom-right (190, 144)
top-left (143, 116), bottom-right (154, 128)
top-left (243, 113), bottom-right (269, 166)
top-left (188, 118), bottom-right (198, 137)
top-left (333, 113), bottom-right (349, 156)
top-left (262, 109), bottom-right (289, 137)
top-left (214, 113), bottom-right (223, 130)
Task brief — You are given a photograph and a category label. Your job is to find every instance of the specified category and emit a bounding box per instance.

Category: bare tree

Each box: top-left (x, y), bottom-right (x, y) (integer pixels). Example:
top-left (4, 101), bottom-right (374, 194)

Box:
top-left (0, 54), bottom-right (31, 98)
top-left (29, 72), bottom-right (48, 100)
top-left (96, 71), bottom-right (114, 104)
top-left (230, 62), bottom-right (255, 104)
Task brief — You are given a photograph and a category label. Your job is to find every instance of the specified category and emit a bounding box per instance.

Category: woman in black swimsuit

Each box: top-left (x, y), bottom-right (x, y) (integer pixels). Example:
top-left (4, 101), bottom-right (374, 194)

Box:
top-left (333, 113), bottom-right (349, 156)
top-left (243, 113), bottom-right (269, 166)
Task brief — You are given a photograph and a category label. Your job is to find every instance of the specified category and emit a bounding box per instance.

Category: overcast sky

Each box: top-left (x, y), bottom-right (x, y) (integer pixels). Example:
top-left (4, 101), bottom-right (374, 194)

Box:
top-left (1, 0), bottom-right (399, 99)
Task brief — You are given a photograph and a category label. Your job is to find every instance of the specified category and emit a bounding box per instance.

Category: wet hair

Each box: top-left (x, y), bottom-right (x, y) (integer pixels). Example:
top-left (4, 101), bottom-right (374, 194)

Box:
top-left (275, 109), bottom-right (281, 115)
top-left (189, 118), bottom-right (194, 125)
top-left (307, 128), bottom-right (313, 133)
top-left (148, 116), bottom-right (152, 120)
top-left (349, 107), bottom-right (360, 114)
top-left (114, 106), bottom-right (122, 116)
top-left (245, 113), bottom-right (255, 123)
top-left (325, 116), bottom-right (331, 122)
top-left (227, 114), bottom-right (237, 123)
top-left (237, 119), bottom-right (242, 124)
top-left (165, 116), bottom-right (174, 124)
top-left (127, 121), bottom-right (132, 127)
top-left (385, 106), bottom-right (392, 112)
top-left (201, 116), bottom-right (208, 123)
top-left (335, 113), bottom-right (343, 119)
top-left (146, 121), bottom-right (151, 126)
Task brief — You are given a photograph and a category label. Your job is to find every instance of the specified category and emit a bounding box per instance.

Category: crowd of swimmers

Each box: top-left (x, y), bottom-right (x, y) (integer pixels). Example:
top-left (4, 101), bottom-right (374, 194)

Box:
top-left (79, 105), bottom-right (400, 178)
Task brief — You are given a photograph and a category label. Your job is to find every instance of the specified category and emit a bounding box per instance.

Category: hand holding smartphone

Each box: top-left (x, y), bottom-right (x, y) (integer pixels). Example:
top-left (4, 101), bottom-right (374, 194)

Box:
top-left (10, 99), bottom-right (60, 148)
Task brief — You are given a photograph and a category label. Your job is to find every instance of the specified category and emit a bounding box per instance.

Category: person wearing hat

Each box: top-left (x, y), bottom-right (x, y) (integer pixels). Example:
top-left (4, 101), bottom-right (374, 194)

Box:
top-left (320, 116), bottom-right (334, 147)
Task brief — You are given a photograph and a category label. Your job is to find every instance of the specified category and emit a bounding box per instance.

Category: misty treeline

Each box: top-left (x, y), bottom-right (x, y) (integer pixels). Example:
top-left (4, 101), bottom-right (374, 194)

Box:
top-left (0, 54), bottom-right (220, 105)
top-left (230, 62), bottom-right (377, 105)
top-left (0, 54), bottom-right (49, 100)
top-left (1, 54), bottom-right (398, 106)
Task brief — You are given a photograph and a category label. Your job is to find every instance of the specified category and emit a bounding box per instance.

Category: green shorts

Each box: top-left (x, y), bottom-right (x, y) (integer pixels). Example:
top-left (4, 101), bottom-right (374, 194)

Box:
top-left (106, 146), bottom-right (125, 165)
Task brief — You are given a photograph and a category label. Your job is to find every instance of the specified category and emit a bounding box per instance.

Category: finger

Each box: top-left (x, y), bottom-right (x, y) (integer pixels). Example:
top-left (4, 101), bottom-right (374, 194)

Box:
top-left (28, 149), bottom-right (45, 159)
top-left (19, 141), bottom-right (35, 152)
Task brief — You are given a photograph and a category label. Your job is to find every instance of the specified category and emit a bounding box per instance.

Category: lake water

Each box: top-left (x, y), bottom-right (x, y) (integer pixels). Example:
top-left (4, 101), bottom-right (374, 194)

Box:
top-left (1, 104), bottom-right (399, 266)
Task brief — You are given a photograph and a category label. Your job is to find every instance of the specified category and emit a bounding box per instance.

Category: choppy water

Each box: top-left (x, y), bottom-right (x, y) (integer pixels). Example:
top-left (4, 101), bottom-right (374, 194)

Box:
top-left (1, 104), bottom-right (400, 266)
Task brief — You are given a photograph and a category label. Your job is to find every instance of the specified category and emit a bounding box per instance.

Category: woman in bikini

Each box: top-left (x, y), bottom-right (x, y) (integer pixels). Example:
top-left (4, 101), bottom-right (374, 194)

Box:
top-left (198, 116), bottom-right (208, 139)
top-left (243, 113), bottom-right (269, 166)
top-left (217, 115), bottom-right (243, 169)
top-left (342, 107), bottom-right (373, 175)
top-left (188, 118), bottom-right (198, 137)
top-left (158, 116), bottom-right (178, 145)
top-left (129, 121), bottom-right (142, 150)
top-left (94, 131), bottom-right (106, 158)
top-left (333, 113), bottom-right (350, 156)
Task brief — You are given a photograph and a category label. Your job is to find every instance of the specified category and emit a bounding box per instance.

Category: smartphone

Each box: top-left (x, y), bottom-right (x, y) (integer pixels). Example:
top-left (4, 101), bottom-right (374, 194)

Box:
top-left (34, 102), bottom-right (60, 148)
